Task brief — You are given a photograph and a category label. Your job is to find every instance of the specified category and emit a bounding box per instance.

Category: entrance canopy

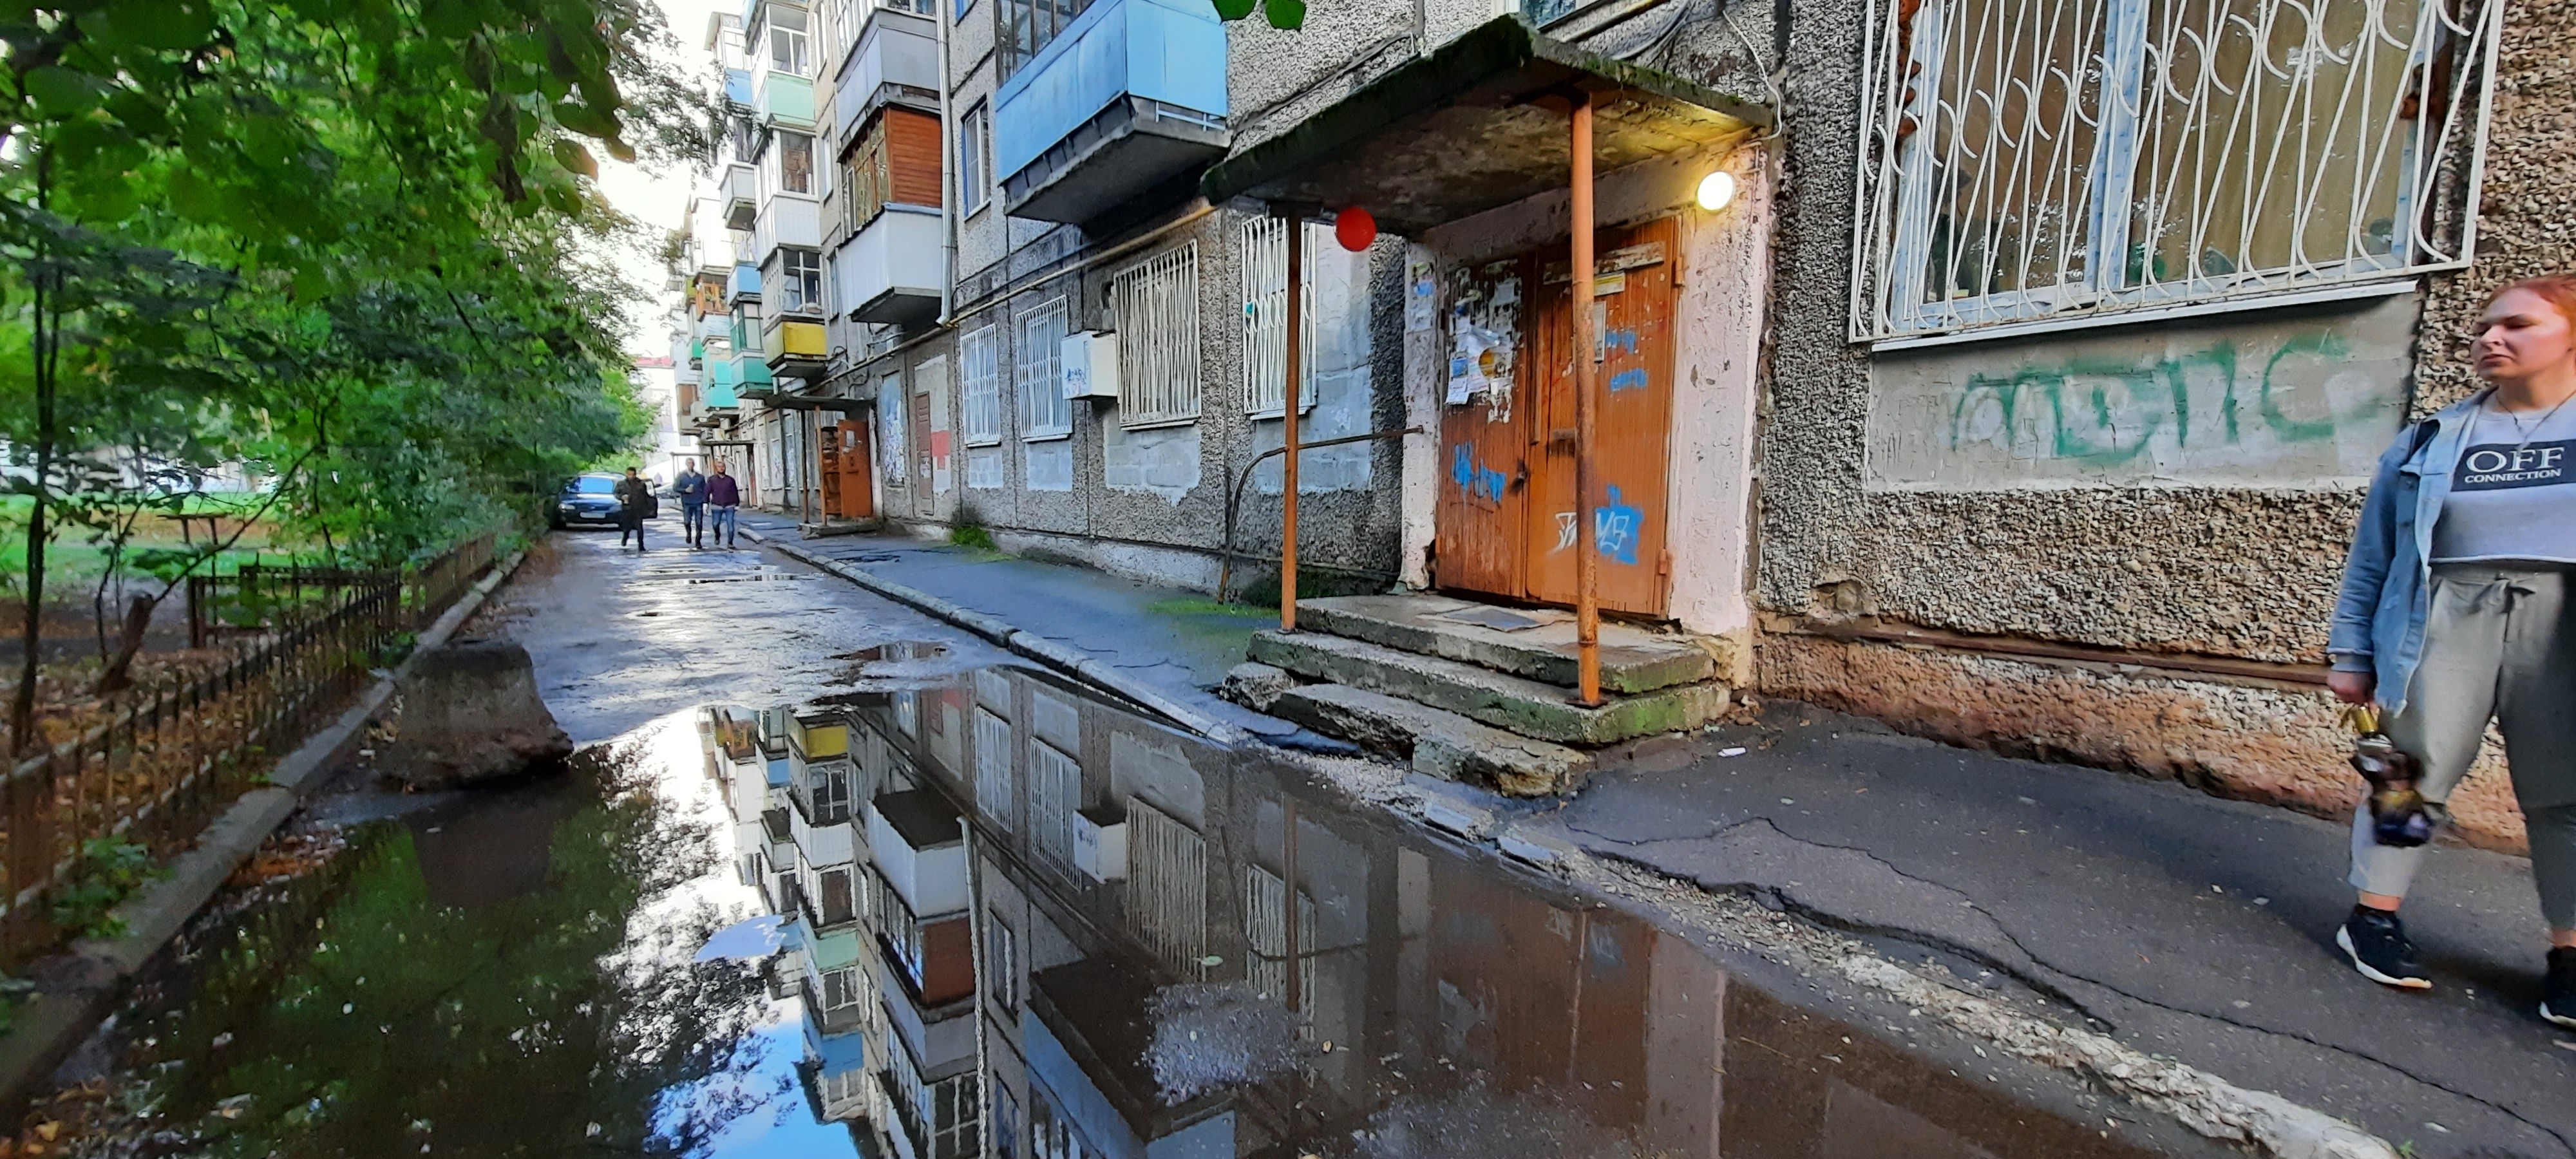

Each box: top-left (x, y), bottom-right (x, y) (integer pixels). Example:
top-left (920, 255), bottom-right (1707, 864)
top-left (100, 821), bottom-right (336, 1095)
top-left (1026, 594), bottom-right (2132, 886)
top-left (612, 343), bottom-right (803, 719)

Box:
top-left (1198, 15), bottom-right (1772, 234)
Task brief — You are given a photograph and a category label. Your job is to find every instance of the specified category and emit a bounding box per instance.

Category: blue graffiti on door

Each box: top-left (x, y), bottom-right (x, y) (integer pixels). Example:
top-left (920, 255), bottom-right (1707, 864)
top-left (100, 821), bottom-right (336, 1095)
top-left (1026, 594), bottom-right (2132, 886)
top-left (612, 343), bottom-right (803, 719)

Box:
top-left (1450, 444), bottom-right (1509, 502)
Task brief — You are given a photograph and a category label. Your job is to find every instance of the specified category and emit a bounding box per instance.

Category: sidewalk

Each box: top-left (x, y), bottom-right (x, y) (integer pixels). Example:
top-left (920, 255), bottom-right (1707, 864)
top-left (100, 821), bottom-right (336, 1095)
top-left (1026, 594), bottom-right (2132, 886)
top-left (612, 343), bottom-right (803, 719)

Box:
top-left (730, 513), bottom-right (1291, 739)
top-left (727, 513), bottom-right (2570, 1156)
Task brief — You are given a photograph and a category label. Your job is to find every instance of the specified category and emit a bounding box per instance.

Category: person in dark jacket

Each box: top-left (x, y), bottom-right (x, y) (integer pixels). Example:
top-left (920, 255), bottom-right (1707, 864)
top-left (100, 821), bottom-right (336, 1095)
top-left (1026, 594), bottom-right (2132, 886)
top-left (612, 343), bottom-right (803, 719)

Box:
top-left (673, 458), bottom-right (708, 549)
top-left (614, 467), bottom-right (655, 552)
top-left (705, 462), bottom-right (742, 549)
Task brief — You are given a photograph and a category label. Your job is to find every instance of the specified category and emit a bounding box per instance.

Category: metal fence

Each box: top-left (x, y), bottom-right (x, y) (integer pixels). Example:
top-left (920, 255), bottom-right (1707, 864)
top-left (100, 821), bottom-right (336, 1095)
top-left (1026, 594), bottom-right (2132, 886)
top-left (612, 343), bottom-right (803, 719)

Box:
top-left (0, 532), bottom-right (500, 962)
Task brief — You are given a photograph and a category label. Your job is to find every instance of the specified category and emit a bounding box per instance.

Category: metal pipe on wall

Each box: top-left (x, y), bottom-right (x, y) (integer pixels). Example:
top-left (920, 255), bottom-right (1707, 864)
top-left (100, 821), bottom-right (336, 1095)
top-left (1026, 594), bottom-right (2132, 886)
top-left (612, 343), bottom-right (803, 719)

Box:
top-left (1280, 206), bottom-right (1304, 632)
top-left (1570, 93), bottom-right (1602, 706)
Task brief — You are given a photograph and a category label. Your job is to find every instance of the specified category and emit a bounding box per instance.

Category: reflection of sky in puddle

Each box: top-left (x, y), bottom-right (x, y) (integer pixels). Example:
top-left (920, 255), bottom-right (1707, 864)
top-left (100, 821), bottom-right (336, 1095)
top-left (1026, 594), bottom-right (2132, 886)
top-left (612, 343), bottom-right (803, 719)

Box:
top-left (660, 1006), bottom-right (858, 1158)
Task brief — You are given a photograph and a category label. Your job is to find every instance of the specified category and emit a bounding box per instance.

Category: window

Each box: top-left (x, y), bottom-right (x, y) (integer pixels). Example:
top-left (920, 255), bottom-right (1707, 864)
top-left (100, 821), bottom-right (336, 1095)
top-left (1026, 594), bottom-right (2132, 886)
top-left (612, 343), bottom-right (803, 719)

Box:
top-left (828, 0), bottom-right (859, 59)
top-left (970, 704), bottom-right (1014, 823)
top-left (1110, 244), bottom-right (1200, 427)
top-left (879, 375), bottom-right (907, 483)
top-left (1017, 299), bottom-right (1071, 438)
top-left (1027, 740), bottom-right (1076, 866)
top-left (1238, 216), bottom-right (1320, 417)
top-left (929, 1075), bottom-right (981, 1159)
top-left (957, 104), bottom-right (990, 218)
top-left (986, 916), bottom-right (1019, 1010)
top-left (778, 130), bottom-right (815, 194)
top-left (1854, 0), bottom-right (2497, 341)
top-left (764, 8), bottom-right (811, 75)
top-left (1124, 798), bottom-right (1208, 975)
top-left (895, 690), bottom-right (918, 735)
top-left (999, 0), bottom-right (1094, 77)
top-left (781, 248), bottom-right (823, 312)
top-left (821, 963), bottom-right (861, 1008)
top-left (843, 156), bottom-right (866, 231)
top-left (1032, 1087), bottom-right (1097, 1159)
top-left (820, 867), bottom-right (857, 924)
top-left (813, 764), bottom-right (853, 824)
top-left (993, 1082), bottom-right (1021, 1159)
top-left (961, 325), bottom-right (1005, 446)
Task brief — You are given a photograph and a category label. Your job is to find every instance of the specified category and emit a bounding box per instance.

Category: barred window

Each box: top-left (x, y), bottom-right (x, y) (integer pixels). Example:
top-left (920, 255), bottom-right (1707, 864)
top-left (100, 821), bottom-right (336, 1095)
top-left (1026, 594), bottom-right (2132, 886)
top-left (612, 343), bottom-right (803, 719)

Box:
top-left (1110, 244), bottom-right (1200, 428)
top-left (1018, 299), bottom-right (1072, 439)
top-left (961, 325), bottom-right (1003, 446)
top-left (1238, 216), bottom-right (1320, 418)
top-left (1026, 740), bottom-right (1076, 867)
top-left (972, 706), bottom-right (1014, 829)
top-left (1853, 0), bottom-right (2499, 343)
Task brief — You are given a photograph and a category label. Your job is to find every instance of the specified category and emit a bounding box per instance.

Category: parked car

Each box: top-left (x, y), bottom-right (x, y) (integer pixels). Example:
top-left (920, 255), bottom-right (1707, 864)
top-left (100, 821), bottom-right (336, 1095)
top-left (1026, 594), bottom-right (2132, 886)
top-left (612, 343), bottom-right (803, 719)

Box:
top-left (552, 473), bottom-right (625, 529)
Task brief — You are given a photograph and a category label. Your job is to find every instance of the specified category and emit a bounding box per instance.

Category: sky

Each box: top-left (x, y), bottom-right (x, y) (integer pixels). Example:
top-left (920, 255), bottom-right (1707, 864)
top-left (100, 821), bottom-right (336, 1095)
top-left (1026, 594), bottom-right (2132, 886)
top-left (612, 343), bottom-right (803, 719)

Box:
top-left (597, 0), bottom-right (737, 359)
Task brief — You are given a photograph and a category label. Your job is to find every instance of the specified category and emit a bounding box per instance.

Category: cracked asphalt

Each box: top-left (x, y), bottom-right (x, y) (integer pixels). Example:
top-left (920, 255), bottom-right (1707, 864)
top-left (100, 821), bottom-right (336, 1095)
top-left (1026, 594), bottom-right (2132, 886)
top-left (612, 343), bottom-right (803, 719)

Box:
top-left (1533, 706), bottom-right (2576, 1158)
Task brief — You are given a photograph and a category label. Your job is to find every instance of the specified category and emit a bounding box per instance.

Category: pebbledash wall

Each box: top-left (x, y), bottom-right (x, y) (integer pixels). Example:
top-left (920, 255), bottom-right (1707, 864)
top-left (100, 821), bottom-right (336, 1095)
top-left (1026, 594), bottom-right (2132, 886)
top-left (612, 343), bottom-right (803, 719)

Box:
top-left (1751, 0), bottom-right (2576, 851)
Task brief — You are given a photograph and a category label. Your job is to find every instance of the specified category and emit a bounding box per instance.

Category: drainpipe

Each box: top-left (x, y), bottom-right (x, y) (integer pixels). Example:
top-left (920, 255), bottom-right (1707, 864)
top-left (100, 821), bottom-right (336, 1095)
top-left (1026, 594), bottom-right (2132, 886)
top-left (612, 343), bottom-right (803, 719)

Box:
top-left (1570, 93), bottom-right (1601, 707)
top-left (936, 0), bottom-right (956, 325)
top-left (1278, 205), bottom-right (1304, 632)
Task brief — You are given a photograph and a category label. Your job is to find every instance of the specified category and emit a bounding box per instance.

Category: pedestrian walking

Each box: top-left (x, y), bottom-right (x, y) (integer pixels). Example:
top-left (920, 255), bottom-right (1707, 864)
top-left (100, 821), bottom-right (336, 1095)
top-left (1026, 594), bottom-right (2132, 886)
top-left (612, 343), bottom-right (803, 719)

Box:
top-left (614, 466), bottom-right (656, 552)
top-left (674, 458), bottom-right (708, 549)
top-left (706, 460), bottom-right (742, 549)
top-left (2327, 275), bottom-right (2576, 1026)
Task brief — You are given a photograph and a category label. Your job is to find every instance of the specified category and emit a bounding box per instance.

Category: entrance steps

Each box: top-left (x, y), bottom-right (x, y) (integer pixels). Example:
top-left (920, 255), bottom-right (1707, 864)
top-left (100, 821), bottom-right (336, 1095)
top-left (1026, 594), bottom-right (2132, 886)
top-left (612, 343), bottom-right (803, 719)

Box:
top-left (1223, 594), bottom-right (1729, 795)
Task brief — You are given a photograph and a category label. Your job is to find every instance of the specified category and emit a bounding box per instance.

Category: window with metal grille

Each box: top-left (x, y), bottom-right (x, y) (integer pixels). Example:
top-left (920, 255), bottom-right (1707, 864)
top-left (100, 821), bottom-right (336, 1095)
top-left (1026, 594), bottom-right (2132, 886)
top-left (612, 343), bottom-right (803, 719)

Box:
top-left (1026, 740), bottom-right (1076, 865)
top-left (1244, 864), bottom-right (1318, 1006)
top-left (961, 325), bottom-right (1004, 446)
top-left (986, 916), bottom-right (1019, 1010)
top-left (998, 0), bottom-right (1094, 78)
top-left (781, 247), bottom-right (823, 312)
top-left (1110, 244), bottom-right (1201, 428)
top-left (1238, 217), bottom-right (1320, 417)
top-left (1017, 299), bottom-right (1072, 438)
top-left (971, 706), bottom-right (1014, 827)
top-left (1852, 0), bottom-right (2500, 343)
top-left (1124, 797), bottom-right (1208, 977)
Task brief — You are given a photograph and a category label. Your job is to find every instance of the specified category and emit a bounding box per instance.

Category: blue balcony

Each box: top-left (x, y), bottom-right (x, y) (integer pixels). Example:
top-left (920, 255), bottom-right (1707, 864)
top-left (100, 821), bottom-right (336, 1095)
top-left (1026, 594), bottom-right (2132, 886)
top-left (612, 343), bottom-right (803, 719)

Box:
top-left (990, 0), bottom-right (1228, 224)
top-left (726, 261), bottom-right (761, 305)
top-left (723, 67), bottom-right (753, 108)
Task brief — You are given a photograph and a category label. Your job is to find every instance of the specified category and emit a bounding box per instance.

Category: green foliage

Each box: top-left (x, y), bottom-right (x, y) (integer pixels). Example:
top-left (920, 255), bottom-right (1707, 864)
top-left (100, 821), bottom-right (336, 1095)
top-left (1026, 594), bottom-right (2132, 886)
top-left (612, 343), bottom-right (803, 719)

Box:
top-left (949, 522), bottom-right (998, 551)
top-left (51, 836), bottom-right (158, 938)
top-left (1213, 0), bottom-right (1303, 28)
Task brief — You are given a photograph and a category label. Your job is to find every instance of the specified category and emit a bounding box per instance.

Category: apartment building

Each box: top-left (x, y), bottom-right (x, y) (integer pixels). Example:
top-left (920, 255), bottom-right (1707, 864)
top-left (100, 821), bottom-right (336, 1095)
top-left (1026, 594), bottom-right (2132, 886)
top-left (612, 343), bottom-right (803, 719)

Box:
top-left (676, 0), bottom-right (2575, 843)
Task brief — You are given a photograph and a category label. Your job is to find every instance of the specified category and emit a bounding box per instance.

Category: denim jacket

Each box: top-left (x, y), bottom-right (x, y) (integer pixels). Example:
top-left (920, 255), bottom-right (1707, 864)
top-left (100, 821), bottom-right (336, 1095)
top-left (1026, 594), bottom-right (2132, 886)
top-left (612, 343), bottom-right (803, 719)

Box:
top-left (2327, 387), bottom-right (2492, 711)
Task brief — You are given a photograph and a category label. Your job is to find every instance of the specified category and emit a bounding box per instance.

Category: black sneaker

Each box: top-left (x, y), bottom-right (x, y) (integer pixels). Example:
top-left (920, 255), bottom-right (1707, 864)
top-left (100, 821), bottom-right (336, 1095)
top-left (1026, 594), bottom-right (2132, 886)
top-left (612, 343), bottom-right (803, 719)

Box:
top-left (2543, 948), bottom-right (2576, 1028)
top-left (2338, 906), bottom-right (2432, 990)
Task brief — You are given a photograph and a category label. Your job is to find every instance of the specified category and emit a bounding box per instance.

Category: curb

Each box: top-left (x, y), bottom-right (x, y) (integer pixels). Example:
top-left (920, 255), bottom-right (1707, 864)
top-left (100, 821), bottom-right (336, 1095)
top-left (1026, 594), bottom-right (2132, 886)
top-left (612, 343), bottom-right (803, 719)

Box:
top-left (740, 528), bottom-right (1249, 745)
top-left (0, 545), bottom-right (533, 1109)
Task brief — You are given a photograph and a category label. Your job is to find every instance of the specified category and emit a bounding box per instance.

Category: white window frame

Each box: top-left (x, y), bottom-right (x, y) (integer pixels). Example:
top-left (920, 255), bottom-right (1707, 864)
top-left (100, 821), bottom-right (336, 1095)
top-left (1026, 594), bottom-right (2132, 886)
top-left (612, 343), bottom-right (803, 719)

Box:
top-left (1238, 216), bottom-right (1320, 419)
top-left (960, 325), bottom-right (1005, 446)
top-left (1849, 0), bottom-right (2503, 346)
top-left (1017, 298), bottom-right (1072, 440)
top-left (986, 916), bottom-right (1019, 1010)
top-left (958, 103), bottom-right (990, 219)
top-left (776, 129), bottom-right (815, 196)
top-left (766, 9), bottom-right (812, 76)
top-left (781, 247), bottom-right (823, 313)
top-left (971, 706), bottom-right (1014, 826)
top-left (1110, 243), bottom-right (1201, 428)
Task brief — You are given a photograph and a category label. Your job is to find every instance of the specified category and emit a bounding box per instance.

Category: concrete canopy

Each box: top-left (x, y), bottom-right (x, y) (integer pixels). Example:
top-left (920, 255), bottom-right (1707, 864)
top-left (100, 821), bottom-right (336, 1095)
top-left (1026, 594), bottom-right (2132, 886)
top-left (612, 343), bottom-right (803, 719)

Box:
top-left (1198, 15), bottom-right (1772, 234)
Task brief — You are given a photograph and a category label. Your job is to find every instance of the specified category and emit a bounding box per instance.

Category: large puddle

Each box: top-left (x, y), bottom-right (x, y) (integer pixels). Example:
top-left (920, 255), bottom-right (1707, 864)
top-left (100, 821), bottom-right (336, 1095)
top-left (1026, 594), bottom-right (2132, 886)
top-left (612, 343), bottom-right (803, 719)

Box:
top-left (50, 663), bottom-right (2166, 1158)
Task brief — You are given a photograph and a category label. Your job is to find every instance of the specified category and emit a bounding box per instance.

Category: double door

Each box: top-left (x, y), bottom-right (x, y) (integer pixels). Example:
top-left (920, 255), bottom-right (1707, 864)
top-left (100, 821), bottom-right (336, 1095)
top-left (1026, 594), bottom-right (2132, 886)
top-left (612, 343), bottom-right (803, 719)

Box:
top-left (1434, 218), bottom-right (1677, 616)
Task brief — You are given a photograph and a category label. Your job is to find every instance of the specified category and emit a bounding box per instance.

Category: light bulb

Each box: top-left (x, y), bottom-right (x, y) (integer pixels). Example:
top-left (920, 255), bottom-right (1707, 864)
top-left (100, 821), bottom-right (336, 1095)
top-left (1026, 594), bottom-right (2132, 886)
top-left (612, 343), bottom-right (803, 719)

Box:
top-left (1694, 170), bottom-right (1738, 212)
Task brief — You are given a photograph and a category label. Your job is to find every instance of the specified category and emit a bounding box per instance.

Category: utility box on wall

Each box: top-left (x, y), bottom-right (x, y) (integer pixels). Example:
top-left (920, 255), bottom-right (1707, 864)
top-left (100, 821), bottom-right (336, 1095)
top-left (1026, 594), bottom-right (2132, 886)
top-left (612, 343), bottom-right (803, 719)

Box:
top-left (1073, 804), bottom-right (1128, 881)
top-left (1061, 331), bottom-right (1120, 400)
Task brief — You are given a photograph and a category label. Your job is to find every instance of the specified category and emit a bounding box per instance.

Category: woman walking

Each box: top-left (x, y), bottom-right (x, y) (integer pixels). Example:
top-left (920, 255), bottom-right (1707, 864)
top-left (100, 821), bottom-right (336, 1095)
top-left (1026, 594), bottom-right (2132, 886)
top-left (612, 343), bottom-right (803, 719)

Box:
top-left (2328, 276), bottom-right (2576, 1027)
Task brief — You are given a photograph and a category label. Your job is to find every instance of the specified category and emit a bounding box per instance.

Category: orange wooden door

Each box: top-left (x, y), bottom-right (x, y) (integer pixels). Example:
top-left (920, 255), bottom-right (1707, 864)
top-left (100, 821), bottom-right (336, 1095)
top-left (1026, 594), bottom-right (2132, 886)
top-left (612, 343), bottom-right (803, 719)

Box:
top-left (1433, 256), bottom-right (1533, 600)
top-left (1523, 219), bottom-right (1676, 616)
top-left (833, 420), bottom-right (875, 519)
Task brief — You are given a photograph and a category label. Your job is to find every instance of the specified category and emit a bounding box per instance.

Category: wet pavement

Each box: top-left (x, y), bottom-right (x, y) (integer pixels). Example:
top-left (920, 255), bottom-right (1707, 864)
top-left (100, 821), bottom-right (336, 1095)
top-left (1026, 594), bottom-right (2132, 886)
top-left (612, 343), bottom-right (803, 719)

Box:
top-left (25, 531), bottom-right (2231, 1157)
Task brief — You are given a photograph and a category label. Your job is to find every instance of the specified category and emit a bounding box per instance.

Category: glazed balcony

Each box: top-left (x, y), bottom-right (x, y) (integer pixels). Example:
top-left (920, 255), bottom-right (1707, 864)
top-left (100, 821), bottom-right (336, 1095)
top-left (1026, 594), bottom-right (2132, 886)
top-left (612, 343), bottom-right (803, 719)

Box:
top-left (991, 0), bottom-right (1228, 225)
top-left (835, 205), bottom-right (940, 325)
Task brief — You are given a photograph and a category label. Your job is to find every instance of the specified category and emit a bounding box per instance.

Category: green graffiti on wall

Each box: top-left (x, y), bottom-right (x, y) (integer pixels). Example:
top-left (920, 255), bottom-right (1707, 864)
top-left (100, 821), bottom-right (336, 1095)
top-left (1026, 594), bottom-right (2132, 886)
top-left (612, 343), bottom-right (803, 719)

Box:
top-left (1942, 330), bottom-right (2362, 466)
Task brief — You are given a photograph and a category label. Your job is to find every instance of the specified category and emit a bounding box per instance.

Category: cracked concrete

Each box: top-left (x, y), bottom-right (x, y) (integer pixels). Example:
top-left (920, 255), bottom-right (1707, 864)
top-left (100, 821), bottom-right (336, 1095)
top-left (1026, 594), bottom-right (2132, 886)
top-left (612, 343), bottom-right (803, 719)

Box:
top-left (1547, 701), bottom-right (2576, 1158)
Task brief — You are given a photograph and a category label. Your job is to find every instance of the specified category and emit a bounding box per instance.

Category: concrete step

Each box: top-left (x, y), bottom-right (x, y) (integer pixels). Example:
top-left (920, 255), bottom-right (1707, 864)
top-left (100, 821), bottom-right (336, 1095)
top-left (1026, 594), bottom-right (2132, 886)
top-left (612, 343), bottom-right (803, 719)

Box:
top-left (1269, 684), bottom-right (1591, 796)
top-left (1247, 630), bottom-right (1727, 746)
top-left (1295, 594), bottom-right (1712, 693)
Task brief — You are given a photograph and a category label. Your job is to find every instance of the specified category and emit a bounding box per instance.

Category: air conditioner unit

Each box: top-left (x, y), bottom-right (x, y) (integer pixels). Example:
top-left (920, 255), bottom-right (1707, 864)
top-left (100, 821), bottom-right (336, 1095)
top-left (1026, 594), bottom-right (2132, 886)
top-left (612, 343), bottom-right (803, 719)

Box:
top-left (1073, 804), bottom-right (1128, 882)
top-left (1060, 331), bottom-right (1120, 400)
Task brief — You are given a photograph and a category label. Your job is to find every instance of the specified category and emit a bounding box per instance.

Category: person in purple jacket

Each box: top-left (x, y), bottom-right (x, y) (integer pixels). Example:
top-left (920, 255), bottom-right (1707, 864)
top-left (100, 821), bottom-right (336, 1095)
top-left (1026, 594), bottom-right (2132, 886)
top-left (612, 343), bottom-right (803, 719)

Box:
top-left (705, 461), bottom-right (743, 549)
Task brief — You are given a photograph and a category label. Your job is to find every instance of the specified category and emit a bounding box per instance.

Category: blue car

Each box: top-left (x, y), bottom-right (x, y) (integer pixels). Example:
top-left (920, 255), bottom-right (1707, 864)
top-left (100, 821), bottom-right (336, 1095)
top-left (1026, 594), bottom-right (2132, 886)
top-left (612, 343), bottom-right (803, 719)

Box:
top-left (551, 473), bottom-right (626, 529)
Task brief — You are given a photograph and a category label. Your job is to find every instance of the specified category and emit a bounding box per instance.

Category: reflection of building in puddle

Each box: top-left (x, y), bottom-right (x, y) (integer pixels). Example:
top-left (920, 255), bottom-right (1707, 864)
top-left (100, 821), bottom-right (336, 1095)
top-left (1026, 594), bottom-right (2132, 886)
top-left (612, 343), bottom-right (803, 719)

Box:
top-left (699, 667), bottom-right (2130, 1159)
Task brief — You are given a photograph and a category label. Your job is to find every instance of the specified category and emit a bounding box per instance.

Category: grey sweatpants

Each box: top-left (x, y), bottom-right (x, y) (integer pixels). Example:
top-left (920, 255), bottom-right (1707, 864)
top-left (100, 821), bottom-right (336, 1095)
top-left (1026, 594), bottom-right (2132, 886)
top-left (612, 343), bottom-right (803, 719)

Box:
top-left (2349, 563), bottom-right (2576, 928)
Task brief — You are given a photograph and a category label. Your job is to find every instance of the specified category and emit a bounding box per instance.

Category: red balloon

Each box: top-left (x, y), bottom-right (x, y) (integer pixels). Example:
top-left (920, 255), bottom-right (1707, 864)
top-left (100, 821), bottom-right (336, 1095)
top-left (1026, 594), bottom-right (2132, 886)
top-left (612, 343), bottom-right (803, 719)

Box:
top-left (1334, 206), bottom-right (1377, 251)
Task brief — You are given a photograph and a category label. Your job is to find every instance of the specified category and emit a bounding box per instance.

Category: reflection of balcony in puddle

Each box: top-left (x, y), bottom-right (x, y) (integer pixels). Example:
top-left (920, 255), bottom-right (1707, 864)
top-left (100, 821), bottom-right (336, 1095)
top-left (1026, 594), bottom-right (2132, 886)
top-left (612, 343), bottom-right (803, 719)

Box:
top-left (1027, 957), bottom-right (1239, 1154)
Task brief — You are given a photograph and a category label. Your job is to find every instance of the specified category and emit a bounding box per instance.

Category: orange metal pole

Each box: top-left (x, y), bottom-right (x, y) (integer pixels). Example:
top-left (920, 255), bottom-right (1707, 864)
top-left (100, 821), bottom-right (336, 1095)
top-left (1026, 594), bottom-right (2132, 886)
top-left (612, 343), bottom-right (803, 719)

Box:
top-left (1281, 207), bottom-right (1304, 632)
top-left (1571, 95), bottom-right (1602, 706)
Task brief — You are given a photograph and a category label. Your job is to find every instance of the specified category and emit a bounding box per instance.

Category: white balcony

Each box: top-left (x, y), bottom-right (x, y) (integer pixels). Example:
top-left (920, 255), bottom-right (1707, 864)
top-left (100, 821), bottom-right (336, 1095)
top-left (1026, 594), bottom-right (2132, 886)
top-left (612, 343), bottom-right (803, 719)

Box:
top-left (833, 205), bottom-right (940, 325)
top-left (832, 7), bottom-right (938, 135)
top-left (751, 195), bottom-right (822, 265)
top-left (720, 162), bottom-right (758, 231)
top-left (866, 789), bottom-right (966, 919)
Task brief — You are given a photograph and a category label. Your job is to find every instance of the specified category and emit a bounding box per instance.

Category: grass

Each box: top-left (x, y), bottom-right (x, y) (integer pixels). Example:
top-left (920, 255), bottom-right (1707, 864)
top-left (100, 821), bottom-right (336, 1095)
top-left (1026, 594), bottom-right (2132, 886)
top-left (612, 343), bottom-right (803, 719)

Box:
top-left (947, 523), bottom-right (998, 552)
top-left (1146, 596), bottom-right (1272, 619)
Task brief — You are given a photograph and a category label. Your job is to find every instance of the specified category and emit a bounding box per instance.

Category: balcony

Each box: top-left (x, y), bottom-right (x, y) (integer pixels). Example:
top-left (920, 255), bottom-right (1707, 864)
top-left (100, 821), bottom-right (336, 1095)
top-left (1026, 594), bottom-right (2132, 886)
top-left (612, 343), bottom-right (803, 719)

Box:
top-left (705, 355), bottom-right (741, 408)
top-left (751, 196), bottom-right (822, 266)
top-left (756, 71), bottom-right (816, 130)
top-left (992, 0), bottom-right (1228, 225)
top-left (763, 316), bottom-right (828, 380)
top-left (833, 8), bottom-right (939, 137)
top-left (866, 790), bottom-right (967, 919)
top-left (720, 162), bottom-right (757, 231)
top-left (735, 352), bottom-right (778, 398)
top-left (726, 261), bottom-right (761, 306)
top-left (834, 205), bottom-right (940, 325)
